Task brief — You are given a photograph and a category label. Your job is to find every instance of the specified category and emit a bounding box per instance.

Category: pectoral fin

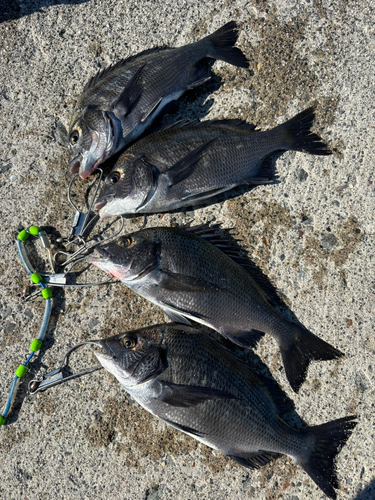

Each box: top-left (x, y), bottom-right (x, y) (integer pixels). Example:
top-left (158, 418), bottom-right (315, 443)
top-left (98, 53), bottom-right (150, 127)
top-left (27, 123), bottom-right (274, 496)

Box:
top-left (113, 64), bottom-right (145, 118)
top-left (163, 418), bottom-right (205, 437)
top-left (157, 269), bottom-right (224, 293)
top-left (141, 96), bottom-right (164, 123)
top-left (157, 381), bottom-right (238, 407)
top-left (163, 139), bottom-right (216, 187)
top-left (160, 305), bottom-right (192, 325)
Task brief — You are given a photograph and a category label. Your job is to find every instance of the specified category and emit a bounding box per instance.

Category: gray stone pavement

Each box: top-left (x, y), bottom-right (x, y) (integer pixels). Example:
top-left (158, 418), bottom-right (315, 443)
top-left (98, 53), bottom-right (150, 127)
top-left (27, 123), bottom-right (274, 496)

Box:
top-left (0, 1), bottom-right (374, 499)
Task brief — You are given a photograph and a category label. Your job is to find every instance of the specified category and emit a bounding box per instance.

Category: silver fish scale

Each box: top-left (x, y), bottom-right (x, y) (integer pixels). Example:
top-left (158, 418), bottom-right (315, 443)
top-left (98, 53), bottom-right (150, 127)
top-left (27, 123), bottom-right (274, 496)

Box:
top-left (80, 42), bottom-right (210, 123)
top-left (132, 227), bottom-right (289, 343)
top-left (128, 328), bottom-right (305, 458)
top-left (127, 124), bottom-right (285, 211)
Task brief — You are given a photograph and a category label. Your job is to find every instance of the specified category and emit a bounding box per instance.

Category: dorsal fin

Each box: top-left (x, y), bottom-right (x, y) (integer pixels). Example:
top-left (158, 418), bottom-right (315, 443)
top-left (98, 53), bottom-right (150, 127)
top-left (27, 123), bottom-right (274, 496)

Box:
top-left (201, 118), bottom-right (257, 130)
top-left (156, 119), bottom-right (201, 132)
top-left (184, 223), bottom-right (280, 305)
top-left (83, 46), bottom-right (170, 93)
top-left (156, 119), bottom-right (257, 133)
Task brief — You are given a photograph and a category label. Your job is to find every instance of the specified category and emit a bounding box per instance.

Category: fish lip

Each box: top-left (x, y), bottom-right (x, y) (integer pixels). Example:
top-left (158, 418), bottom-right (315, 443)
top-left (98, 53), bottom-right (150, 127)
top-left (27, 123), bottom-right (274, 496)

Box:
top-left (79, 157), bottom-right (102, 180)
top-left (69, 157), bottom-right (81, 174)
top-left (94, 351), bottom-right (115, 372)
top-left (95, 339), bottom-right (114, 358)
top-left (93, 246), bottom-right (109, 258)
top-left (95, 194), bottom-right (115, 212)
top-left (95, 199), bottom-right (107, 211)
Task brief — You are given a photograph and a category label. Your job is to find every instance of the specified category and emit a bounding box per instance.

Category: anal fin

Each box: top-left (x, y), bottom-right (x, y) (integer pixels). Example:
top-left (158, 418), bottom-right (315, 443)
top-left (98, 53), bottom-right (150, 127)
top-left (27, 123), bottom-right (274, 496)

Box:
top-left (228, 451), bottom-right (281, 469)
top-left (225, 330), bottom-right (265, 349)
top-left (188, 63), bottom-right (211, 89)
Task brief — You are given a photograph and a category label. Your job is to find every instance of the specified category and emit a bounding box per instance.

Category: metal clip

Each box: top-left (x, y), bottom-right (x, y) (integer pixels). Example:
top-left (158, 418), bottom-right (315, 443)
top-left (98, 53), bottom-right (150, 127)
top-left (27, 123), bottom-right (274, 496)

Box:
top-left (29, 341), bottom-right (103, 395)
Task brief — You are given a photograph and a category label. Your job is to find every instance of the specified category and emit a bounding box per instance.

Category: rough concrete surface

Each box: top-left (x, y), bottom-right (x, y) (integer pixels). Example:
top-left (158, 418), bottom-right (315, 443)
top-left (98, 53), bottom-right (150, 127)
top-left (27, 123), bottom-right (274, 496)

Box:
top-left (0, 1), bottom-right (374, 499)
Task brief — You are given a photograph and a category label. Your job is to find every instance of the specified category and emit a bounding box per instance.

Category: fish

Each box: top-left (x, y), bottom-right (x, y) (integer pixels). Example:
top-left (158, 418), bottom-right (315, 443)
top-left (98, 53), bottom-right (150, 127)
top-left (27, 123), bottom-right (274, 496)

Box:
top-left (95, 323), bottom-right (357, 499)
top-left (90, 224), bottom-right (343, 392)
top-left (67, 21), bottom-right (249, 180)
top-left (95, 107), bottom-right (331, 217)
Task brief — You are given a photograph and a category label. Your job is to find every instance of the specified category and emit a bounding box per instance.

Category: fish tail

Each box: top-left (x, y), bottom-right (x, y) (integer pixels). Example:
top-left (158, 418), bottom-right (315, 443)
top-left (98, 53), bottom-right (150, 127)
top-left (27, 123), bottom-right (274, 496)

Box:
top-left (276, 106), bottom-right (332, 155)
top-left (204, 21), bottom-right (249, 68)
top-left (297, 416), bottom-right (357, 499)
top-left (279, 324), bottom-right (344, 393)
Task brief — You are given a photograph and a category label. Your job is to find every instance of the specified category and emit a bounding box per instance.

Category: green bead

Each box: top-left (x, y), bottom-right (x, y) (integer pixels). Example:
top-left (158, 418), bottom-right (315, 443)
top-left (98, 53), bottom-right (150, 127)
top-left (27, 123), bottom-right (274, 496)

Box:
top-left (18, 230), bottom-right (29, 241)
top-left (41, 287), bottom-right (52, 299)
top-left (0, 415), bottom-right (6, 426)
top-left (30, 273), bottom-right (43, 284)
top-left (30, 339), bottom-right (42, 352)
top-left (29, 226), bottom-right (41, 236)
top-left (15, 365), bottom-right (28, 378)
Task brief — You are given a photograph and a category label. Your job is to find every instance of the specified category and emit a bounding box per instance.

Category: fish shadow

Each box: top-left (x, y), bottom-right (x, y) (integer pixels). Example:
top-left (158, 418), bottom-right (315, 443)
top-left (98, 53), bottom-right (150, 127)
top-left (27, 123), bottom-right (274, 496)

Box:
top-left (153, 63), bottom-right (222, 124)
top-left (0, 0), bottom-right (90, 23)
top-left (354, 479), bottom-right (375, 500)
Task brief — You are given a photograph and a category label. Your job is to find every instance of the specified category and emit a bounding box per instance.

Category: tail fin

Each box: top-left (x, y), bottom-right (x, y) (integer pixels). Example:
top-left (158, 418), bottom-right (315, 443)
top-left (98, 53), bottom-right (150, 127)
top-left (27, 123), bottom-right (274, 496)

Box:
top-left (279, 324), bottom-right (344, 393)
top-left (276, 106), bottom-right (332, 155)
top-left (299, 416), bottom-right (357, 499)
top-left (205, 21), bottom-right (249, 68)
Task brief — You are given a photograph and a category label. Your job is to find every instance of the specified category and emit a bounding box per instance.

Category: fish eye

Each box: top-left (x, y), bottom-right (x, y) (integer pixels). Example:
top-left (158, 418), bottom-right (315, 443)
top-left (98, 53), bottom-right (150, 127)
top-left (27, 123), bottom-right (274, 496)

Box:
top-left (123, 335), bottom-right (137, 349)
top-left (70, 130), bottom-right (80, 145)
top-left (109, 172), bottom-right (120, 184)
top-left (117, 236), bottom-right (132, 248)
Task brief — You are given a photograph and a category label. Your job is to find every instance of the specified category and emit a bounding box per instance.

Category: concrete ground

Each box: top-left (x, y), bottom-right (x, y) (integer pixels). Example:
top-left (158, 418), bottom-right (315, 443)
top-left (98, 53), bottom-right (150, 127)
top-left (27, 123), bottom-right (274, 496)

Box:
top-left (0, 1), bottom-right (374, 499)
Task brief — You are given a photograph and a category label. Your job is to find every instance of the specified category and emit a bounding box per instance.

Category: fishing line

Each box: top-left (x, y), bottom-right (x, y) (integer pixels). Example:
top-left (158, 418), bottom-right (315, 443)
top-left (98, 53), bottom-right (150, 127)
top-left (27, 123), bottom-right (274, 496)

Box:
top-left (0, 172), bottom-right (123, 425)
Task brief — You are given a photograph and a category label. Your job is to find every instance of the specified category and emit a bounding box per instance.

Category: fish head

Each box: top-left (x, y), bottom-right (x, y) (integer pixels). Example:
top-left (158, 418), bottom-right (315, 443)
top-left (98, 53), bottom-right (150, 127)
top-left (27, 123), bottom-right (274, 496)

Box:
top-left (96, 154), bottom-right (156, 217)
top-left (95, 327), bottom-right (167, 387)
top-left (68, 106), bottom-right (115, 179)
top-left (90, 228), bottom-right (160, 281)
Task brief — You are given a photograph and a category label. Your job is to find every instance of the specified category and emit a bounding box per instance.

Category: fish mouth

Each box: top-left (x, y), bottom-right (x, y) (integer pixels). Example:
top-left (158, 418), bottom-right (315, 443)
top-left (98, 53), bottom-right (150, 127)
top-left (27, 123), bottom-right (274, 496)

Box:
top-left (93, 246), bottom-right (109, 258)
top-left (94, 193), bottom-right (115, 212)
top-left (95, 199), bottom-right (107, 211)
top-left (90, 246), bottom-right (111, 265)
top-left (69, 157), bottom-right (81, 174)
top-left (96, 195), bottom-right (116, 217)
top-left (79, 157), bottom-right (103, 180)
top-left (94, 351), bottom-right (117, 374)
top-left (90, 246), bottom-right (108, 266)
top-left (94, 347), bottom-right (134, 380)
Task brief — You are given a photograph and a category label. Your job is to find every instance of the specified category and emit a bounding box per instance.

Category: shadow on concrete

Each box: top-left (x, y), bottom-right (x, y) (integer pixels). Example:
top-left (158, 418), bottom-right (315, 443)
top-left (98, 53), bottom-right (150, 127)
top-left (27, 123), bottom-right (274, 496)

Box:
top-left (0, 0), bottom-right (90, 23)
top-left (354, 480), bottom-right (375, 500)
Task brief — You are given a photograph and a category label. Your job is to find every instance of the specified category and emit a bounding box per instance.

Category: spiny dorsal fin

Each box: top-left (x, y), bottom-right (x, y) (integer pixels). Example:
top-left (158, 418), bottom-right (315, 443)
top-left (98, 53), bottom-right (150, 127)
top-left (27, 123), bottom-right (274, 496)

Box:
top-left (156, 119), bottom-right (201, 132)
top-left (201, 118), bottom-right (256, 130)
top-left (156, 119), bottom-right (257, 133)
top-left (83, 46), bottom-right (170, 93)
top-left (184, 223), bottom-right (280, 305)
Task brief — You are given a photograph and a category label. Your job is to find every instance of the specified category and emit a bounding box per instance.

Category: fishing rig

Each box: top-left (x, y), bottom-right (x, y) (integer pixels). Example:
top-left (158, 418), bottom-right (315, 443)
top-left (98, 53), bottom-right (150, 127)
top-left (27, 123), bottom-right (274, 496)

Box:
top-left (0, 171), bottom-right (123, 425)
